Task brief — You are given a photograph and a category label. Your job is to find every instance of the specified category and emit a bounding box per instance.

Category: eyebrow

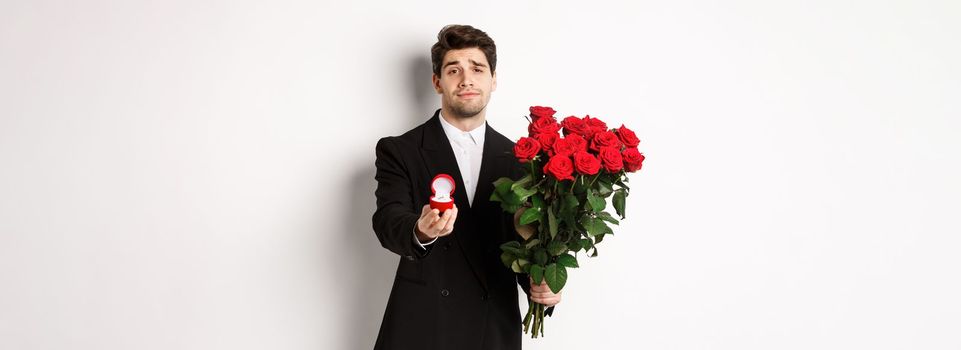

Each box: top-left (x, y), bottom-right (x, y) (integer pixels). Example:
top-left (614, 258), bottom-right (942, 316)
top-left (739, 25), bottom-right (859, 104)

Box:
top-left (443, 59), bottom-right (489, 70)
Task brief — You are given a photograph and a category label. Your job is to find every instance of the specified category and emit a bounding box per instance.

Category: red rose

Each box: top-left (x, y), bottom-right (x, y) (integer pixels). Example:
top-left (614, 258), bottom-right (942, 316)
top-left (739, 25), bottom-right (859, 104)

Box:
top-left (582, 115), bottom-right (608, 138)
top-left (573, 151), bottom-right (601, 175)
top-left (543, 155), bottom-right (575, 181)
top-left (529, 106), bottom-right (557, 122)
top-left (598, 146), bottom-right (623, 173)
top-left (551, 137), bottom-right (578, 157)
top-left (622, 147), bottom-right (645, 172)
top-left (534, 132), bottom-right (559, 152)
top-left (615, 124), bottom-right (640, 148)
top-left (590, 131), bottom-right (622, 152)
top-left (528, 115), bottom-right (561, 136)
top-left (560, 116), bottom-right (589, 136)
top-left (513, 137), bottom-right (541, 163)
top-left (565, 133), bottom-right (588, 152)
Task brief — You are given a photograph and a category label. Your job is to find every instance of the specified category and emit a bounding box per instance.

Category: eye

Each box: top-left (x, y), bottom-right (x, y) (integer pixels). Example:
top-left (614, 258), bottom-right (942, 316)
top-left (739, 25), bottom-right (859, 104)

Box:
top-left (473, 68), bottom-right (483, 73)
top-left (448, 68), bottom-right (458, 74)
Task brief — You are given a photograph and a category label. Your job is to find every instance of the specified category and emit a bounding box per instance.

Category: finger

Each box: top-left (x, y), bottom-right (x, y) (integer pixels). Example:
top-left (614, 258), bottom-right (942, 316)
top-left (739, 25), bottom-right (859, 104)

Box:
top-left (532, 297), bottom-right (560, 306)
top-left (429, 211), bottom-right (448, 232)
top-left (442, 208), bottom-right (458, 235)
top-left (440, 219), bottom-right (454, 236)
top-left (531, 295), bottom-right (554, 303)
top-left (531, 289), bottom-right (554, 298)
top-left (435, 208), bottom-right (455, 230)
top-left (530, 282), bottom-right (549, 292)
top-left (532, 292), bottom-right (561, 302)
top-left (420, 210), bottom-right (437, 228)
top-left (423, 211), bottom-right (440, 231)
top-left (421, 206), bottom-right (437, 222)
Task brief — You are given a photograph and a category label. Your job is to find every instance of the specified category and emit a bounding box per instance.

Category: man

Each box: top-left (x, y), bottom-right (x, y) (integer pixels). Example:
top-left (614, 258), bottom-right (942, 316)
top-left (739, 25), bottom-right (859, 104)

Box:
top-left (371, 25), bottom-right (561, 350)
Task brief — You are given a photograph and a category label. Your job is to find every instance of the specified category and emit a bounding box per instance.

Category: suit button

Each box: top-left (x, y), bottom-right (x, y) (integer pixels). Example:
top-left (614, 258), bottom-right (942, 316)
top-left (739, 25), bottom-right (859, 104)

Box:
top-left (444, 243), bottom-right (451, 251)
top-left (440, 289), bottom-right (450, 297)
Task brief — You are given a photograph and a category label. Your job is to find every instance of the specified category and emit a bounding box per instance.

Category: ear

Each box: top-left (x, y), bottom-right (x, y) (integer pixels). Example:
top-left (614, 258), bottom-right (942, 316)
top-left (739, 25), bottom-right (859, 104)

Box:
top-left (432, 74), bottom-right (442, 94)
top-left (491, 71), bottom-right (497, 92)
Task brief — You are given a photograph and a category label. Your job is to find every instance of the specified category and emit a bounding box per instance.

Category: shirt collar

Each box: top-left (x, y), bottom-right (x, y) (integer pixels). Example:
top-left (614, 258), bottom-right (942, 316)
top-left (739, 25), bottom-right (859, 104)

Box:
top-left (438, 110), bottom-right (486, 146)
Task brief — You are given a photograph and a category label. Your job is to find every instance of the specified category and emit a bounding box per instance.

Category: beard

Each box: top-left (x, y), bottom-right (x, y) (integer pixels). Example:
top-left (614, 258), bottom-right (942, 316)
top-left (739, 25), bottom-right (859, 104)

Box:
top-left (448, 98), bottom-right (486, 119)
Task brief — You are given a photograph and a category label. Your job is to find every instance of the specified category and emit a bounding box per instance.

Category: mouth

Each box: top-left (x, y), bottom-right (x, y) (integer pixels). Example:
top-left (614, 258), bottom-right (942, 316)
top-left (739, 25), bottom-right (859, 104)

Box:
top-left (457, 91), bottom-right (480, 98)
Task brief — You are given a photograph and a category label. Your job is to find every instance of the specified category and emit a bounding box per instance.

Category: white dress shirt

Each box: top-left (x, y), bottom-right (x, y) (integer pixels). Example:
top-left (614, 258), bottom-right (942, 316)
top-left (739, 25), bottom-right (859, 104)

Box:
top-left (414, 111), bottom-right (486, 248)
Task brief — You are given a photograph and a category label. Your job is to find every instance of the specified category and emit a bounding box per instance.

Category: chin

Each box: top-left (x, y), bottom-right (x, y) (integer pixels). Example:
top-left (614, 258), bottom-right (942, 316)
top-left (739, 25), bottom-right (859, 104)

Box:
top-left (454, 107), bottom-right (483, 119)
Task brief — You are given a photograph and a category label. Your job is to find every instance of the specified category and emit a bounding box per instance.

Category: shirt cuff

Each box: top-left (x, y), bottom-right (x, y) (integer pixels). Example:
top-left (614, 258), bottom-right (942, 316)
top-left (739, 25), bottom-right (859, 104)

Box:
top-left (413, 226), bottom-right (438, 250)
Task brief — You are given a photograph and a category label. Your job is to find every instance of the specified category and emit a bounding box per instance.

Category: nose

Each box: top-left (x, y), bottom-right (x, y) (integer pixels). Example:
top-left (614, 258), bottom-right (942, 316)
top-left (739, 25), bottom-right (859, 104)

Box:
top-left (459, 75), bottom-right (473, 88)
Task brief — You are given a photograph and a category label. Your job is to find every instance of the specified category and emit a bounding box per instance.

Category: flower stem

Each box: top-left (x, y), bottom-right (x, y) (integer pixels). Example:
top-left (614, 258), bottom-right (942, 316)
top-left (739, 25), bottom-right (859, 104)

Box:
top-left (523, 302), bottom-right (534, 333)
top-left (588, 173), bottom-right (601, 188)
top-left (537, 303), bottom-right (545, 337)
top-left (531, 305), bottom-right (538, 338)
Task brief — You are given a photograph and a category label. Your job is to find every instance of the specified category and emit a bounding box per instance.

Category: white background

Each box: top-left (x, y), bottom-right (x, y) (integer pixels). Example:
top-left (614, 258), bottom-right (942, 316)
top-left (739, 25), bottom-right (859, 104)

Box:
top-left (2, 0), bottom-right (959, 349)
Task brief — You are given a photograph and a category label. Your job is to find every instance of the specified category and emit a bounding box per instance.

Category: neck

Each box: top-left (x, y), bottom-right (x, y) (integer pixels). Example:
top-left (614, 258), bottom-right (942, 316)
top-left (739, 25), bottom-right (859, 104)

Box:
top-left (440, 107), bottom-right (486, 132)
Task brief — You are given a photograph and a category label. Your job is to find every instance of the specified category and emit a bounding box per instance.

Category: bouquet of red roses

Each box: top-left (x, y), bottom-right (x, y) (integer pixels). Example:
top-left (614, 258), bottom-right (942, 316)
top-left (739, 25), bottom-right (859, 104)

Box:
top-left (490, 106), bottom-right (645, 338)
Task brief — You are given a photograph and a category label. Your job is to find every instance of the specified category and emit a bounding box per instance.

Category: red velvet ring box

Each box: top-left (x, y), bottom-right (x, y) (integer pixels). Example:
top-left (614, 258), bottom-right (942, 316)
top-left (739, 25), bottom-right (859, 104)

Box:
top-left (429, 174), bottom-right (455, 213)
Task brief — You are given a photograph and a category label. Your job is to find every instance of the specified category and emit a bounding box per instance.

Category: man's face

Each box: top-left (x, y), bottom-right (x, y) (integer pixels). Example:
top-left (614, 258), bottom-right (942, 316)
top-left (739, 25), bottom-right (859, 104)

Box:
top-left (433, 47), bottom-right (497, 119)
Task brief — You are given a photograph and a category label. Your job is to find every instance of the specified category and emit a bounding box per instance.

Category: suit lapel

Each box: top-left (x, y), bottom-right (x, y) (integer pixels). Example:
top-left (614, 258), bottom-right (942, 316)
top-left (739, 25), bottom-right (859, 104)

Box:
top-left (474, 123), bottom-right (514, 216)
top-left (418, 110), bottom-right (488, 293)
top-left (419, 110), bottom-right (471, 211)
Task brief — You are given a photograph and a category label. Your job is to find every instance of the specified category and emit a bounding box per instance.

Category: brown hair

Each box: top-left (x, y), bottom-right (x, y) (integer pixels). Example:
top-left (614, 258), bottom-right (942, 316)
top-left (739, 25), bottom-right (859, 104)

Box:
top-left (431, 25), bottom-right (497, 76)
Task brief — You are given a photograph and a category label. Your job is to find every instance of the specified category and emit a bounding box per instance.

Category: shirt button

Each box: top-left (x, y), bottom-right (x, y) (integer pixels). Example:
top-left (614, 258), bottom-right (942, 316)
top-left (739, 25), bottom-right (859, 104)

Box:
top-left (440, 289), bottom-right (450, 297)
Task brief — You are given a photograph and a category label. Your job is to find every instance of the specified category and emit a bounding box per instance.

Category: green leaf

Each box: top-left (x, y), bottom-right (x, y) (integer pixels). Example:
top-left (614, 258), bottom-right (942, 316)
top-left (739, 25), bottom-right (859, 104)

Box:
top-left (580, 215), bottom-right (610, 237)
top-left (520, 207), bottom-right (541, 225)
top-left (489, 190), bottom-right (502, 203)
top-left (547, 240), bottom-right (568, 256)
top-left (524, 238), bottom-right (541, 249)
top-left (511, 258), bottom-right (529, 273)
top-left (590, 246), bottom-right (599, 257)
top-left (493, 177), bottom-right (524, 212)
top-left (597, 211), bottom-right (620, 225)
top-left (578, 238), bottom-right (593, 252)
top-left (547, 208), bottom-right (558, 238)
top-left (513, 185), bottom-right (538, 202)
top-left (531, 193), bottom-right (545, 209)
top-left (615, 176), bottom-right (630, 190)
top-left (613, 189), bottom-right (627, 219)
top-left (594, 233), bottom-right (605, 244)
top-left (511, 174), bottom-right (532, 191)
top-left (500, 251), bottom-right (514, 268)
top-left (587, 191), bottom-right (606, 212)
top-left (544, 263), bottom-right (568, 294)
top-left (573, 175), bottom-right (588, 194)
top-left (534, 248), bottom-right (548, 265)
top-left (500, 241), bottom-right (522, 255)
top-left (494, 177), bottom-right (514, 196)
top-left (556, 253), bottom-right (579, 268)
top-left (503, 202), bottom-right (522, 214)
top-left (597, 178), bottom-right (614, 197)
top-left (529, 264), bottom-right (545, 284)
top-left (559, 194), bottom-right (578, 218)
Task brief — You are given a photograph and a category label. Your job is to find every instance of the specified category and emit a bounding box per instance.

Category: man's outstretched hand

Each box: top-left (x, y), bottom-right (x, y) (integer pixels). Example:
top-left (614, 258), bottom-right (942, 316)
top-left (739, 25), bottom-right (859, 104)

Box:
top-left (415, 204), bottom-right (458, 243)
top-left (530, 277), bottom-right (562, 306)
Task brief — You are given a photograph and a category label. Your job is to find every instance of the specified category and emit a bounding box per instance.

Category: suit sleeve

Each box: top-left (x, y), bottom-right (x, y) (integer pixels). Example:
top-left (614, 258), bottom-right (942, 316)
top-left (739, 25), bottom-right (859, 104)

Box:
top-left (372, 137), bottom-right (433, 259)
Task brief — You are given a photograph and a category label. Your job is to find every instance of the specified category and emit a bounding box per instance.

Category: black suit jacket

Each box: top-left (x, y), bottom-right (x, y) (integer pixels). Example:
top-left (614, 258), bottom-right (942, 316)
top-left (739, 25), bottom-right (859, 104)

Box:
top-left (372, 110), bottom-right (532, 350)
